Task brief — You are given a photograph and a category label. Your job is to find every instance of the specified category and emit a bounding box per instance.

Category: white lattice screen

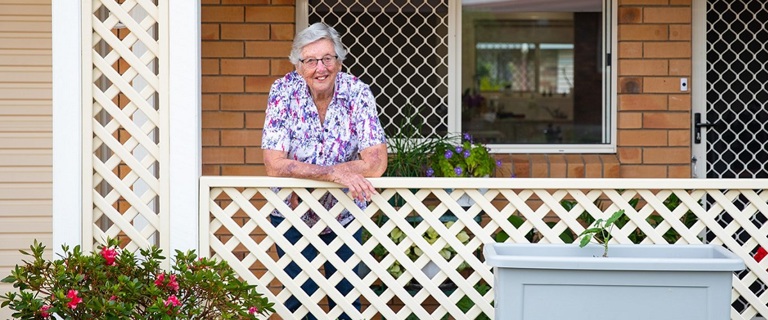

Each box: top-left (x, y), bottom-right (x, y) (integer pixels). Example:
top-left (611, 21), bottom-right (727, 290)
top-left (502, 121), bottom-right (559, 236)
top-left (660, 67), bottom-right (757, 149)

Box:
top-left (201, 177), bottom-right (768, 320)
top-left (85, 0), bottom-right (168, 253)
top-left (308, 0), bottom-right (451, 139)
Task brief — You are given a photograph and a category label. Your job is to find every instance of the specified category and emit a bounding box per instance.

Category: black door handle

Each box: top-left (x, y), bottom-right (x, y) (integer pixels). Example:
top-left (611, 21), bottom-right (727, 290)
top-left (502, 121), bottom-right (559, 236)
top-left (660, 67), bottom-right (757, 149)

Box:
top-left (693, 112), bottom-right (716, 144)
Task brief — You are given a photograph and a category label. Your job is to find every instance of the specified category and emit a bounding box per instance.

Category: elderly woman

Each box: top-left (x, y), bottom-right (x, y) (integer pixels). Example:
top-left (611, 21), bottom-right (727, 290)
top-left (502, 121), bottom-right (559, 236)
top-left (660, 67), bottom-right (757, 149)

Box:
top-left (261, 23), bottom-right (387, 319)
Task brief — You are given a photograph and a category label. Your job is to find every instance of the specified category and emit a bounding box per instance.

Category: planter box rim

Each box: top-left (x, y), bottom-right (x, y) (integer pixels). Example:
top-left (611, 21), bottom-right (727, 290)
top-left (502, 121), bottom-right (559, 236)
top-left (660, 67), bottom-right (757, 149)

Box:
top-left (484, 243), bottom-right (745, 272)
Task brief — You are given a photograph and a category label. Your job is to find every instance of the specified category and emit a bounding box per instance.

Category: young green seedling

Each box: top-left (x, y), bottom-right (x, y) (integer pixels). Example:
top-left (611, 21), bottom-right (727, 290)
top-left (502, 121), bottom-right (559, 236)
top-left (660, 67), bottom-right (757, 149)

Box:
top-left (578, 209), bottom-right (625, 257)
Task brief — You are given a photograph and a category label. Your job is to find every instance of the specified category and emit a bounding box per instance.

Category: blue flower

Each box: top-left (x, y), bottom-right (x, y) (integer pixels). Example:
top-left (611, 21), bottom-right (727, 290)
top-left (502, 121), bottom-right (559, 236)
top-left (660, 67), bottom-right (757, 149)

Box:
top-left (463, 150), bottom-right (471, 158)
top-left (426, 167), bottom-right (434, 177)
top-left (455, 146), bottom-right (463, 154)
top-left (463, 133), bottom-right (472, 141)
top-left (496, 160), bottom-right (502, 167)
top-left (454, 166), bottom-right (463, 176)
top-left (444, 150), bottom-right (453, 159)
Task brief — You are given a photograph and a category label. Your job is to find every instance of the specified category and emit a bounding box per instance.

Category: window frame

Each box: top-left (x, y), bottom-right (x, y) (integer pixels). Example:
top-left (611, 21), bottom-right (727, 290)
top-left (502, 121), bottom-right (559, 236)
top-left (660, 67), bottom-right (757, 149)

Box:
top-left (297, 0), bottom-right (617, 153)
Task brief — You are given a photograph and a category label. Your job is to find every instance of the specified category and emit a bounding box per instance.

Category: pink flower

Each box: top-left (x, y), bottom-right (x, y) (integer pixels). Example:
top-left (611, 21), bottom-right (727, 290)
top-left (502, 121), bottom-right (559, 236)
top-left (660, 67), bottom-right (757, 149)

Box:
top-left (164, 295), bottom-right (180, 307)
top-left (154, 273), bottom-right (165, 287)
top-left (66, 289), bottom-right (82, 309)
top-left (167, 274), bottom-right (179, 291)
top-left (109, 295), bottom-right (117, 301)
top-left (101, 247), bottom-right (118, 266)
top-left (39, 305), bottom-right (51, 318)
top-left (248, 306), bottom-right (258, 314)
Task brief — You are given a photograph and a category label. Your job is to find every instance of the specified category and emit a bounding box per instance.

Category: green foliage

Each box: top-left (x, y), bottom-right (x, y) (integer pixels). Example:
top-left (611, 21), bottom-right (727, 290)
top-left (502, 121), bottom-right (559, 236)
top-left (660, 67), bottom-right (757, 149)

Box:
top-left (577, 209), bottom-right (625, 257)
top-left (428, 133), bottom-right (499, 178)
top-left (379, 220), bottom-right (471, 278)
top-left (1, 239), bottom-right (274, 319)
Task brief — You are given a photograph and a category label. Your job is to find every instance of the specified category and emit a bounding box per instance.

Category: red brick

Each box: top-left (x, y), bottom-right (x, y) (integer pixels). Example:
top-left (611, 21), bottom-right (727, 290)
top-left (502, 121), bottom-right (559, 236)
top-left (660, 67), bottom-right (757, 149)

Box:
top-left (221, 59), bottom-right (270, 75)
top-left (202, 41), bottom-right (244, 58)
top-left (668, 94), bottom-right (690, 110)
top-left (565, 155), bottom-right (585, 178)
top-left (643, 7), bottom-right (691, 24)
top-left (644, 42), bottom-right (691, 58)
top-left (202, 111), bottom-right (244, 128)
top-left (222, 165), bottom-right (265, 176)
top-left (668, 129), bottom-right (690, 146)
top-left (201, 24), bottom-right (219, 40)
top-left (246, 76), bottom-right (279, 93)
top-left (221, 94), bottom-right (265, 111)
top-left (618, 112), bottom-right (642, 128)
top-left (202, 58), bottom-right (219, 75)
top-left (619, 165), bottom-right (667, 178)
top-left (669, 59), bottom-right (690, 76)
top-left (510, 155), bottom-right (530, 178)
top-left (643, 112), bottom-right (689, 129)
top-left (222, 0), bottom-right (268, 4)
top-left (221, 129), bottom-right (260, 146)
top-left (202, 164), bottom-right (220, 175)
top-left (202, 94), bottom-right (220, 111)
top-left (619, 77), bottom-right (642, 93)
top-left (202, 6), bottom-right (244, 22)
top-left (619, 25), bottom-right (668, 41)
top-left (583, 155), bottom-right (603, 178)
top-left (618, 147), bottom-right (642, 164)
top-left (271, 24), bottom-right (295, 40)
top-left (202, 129), bottom-right (220, 146)
top-left (620, 0), bottom-right (668, 4)
top-left (246, 112), bottom-right (266, 128)
top-left (643, 147), bottom-right (689, 164)
top-left (644, 77), bottom-right (683, 93)
top-left (619, 42), bottom-right (643, 58)
top-left (246, 147), bottom-right (265, 163)
top-left (548, 154), bottom-right (567, 178)
top-left (619, 59), bottom-right (668, 76)
top-left (668, 165), bottom-right (691, 178)
top-left (245, 7), bottom-right (294, 23)
top-left (221, 24), bottom-right (269, 40)
top-left (202, 76), bottom-right (244, 93)
top-left (271, 0), bottom-right (295, 4)
top-left (669, 25), bottom-right (691, 41)
top-left (619, 94), bottom-right (667, 110)
top-left (245, 41), bottom-right (292, 58)
top-left (271, 59), bottom-right (295, 75)
top-left (618, 130), bottom-right (667, 146)
top-left (600, 155), bottom-right (620, 178)
top-left (202, 147), bottom-right (244, 164)
top-left (530, 154), bottom-right (548, 177)
top-left (618, 7), bottom-right (642, 24)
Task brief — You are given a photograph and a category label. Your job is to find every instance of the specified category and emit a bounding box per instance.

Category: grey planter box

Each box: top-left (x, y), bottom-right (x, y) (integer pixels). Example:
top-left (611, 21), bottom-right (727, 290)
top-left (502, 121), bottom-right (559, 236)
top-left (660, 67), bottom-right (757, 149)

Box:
top-left (484, 243), bottom-right (745, 320)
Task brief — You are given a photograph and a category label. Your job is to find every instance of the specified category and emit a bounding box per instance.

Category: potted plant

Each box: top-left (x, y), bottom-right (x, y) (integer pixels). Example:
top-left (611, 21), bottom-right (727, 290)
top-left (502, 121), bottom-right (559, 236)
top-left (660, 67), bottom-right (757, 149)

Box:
top-left (1, 239), bottom-right (274, 319)
top-left (484, 210), bottom-right (745, 320)
top-left (426, 132), bottom-right (502, 208)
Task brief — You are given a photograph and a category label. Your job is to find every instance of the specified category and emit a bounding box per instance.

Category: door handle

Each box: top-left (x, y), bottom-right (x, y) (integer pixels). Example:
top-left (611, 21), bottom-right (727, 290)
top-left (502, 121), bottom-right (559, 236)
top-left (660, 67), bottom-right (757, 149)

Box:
top-left (693, 112), bottom-right (716, 144)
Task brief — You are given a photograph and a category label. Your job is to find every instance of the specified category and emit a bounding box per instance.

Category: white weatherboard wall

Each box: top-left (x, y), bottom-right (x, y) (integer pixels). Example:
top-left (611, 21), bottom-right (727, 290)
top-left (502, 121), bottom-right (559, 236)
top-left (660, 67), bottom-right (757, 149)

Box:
top-left (0, 0), bottom-right (53, 318)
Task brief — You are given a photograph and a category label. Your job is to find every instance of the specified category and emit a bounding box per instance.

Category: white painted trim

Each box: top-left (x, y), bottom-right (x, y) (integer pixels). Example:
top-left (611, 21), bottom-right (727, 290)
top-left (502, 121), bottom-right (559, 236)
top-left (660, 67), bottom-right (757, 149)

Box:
top-left (448, 0), bottom-right (461, 134)
top-left (168, 0), bottom-right (201, 253)
top-left (51, 0), bottom-right (83, 254)
top-left (296, 0), bottom-right (309, 34)
top-left (691, 0), bottom-right (706, 178)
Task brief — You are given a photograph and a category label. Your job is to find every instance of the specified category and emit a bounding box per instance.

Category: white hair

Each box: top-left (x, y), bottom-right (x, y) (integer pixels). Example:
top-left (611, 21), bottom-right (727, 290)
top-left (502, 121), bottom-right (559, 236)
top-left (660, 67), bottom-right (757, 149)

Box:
top-left (289, 22), bottom-right (347, 65)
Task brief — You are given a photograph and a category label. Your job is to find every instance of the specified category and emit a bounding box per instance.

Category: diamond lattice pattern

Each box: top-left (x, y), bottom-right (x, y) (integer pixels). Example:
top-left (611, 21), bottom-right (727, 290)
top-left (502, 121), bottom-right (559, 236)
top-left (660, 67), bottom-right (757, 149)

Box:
top-left (202, 178), bottom-right (768, 320)
top-left (89, 0), bottom-right (163, 252)
top-left (309, 0), bottom-right (450, 139)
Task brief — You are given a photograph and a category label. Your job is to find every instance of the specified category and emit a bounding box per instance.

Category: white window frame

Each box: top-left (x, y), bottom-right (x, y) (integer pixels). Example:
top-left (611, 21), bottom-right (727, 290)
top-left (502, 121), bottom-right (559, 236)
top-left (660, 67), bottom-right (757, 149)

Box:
top-left (296, 0), bottom-right (617, 153)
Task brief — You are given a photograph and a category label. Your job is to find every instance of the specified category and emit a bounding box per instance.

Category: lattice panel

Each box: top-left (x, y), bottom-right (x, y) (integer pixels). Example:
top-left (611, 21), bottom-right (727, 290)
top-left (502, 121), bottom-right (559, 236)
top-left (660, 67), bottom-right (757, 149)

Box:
top-left (88, 0), bottom-right (164, 252)
top-left (308, 0), bottom-right (450, 138)
top-left (201, 178), bottom-right (768, 320)
top-left (706, 0), bottom-right (768, 179)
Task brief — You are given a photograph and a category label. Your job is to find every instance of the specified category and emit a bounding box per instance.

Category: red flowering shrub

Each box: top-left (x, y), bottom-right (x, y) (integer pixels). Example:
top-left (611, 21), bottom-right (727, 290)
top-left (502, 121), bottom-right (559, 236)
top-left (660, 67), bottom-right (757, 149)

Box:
top-left (1, 239), bottom-right (274, 319)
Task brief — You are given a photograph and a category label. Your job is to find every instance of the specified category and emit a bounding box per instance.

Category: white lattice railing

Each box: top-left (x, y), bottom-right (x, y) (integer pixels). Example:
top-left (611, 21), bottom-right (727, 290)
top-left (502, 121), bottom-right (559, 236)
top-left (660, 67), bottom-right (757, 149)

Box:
top-left (200, 177), bottom-right (768, 320)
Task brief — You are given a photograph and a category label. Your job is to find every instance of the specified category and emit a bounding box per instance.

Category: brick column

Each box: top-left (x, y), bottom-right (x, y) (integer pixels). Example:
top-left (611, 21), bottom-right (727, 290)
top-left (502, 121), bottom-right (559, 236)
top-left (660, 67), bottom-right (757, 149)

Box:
top-left (616, 0), bottom-right (692, 178)
top-left (201, 0), bottom-right (295, 176)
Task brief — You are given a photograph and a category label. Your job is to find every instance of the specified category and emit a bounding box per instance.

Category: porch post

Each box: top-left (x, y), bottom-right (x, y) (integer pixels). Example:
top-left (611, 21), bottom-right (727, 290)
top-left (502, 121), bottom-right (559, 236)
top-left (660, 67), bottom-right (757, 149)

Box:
top-left (51, 0), bottom-right (83, 254)
top-left (168, 0), bottom-right (201, 253)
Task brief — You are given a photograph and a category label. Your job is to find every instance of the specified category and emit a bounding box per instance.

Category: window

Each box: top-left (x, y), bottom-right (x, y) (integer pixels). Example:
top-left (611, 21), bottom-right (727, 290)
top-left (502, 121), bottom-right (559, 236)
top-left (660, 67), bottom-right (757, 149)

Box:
top-left (303, 0), bottom-right (614, 152)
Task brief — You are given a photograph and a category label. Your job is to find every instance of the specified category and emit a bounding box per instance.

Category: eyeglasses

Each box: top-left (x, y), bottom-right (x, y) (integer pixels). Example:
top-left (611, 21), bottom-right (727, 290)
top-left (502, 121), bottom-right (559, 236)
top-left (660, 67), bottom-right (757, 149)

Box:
top-left (299, 55), bottom-right (338, 68)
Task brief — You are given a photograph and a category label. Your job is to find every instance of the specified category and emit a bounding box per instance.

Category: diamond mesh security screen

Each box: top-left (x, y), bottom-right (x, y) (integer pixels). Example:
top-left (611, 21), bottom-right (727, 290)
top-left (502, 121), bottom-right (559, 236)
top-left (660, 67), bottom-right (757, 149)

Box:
top-left (308, 0), bottom-right (450, 139)
top-left (706, 0), bottom-right (768, 179)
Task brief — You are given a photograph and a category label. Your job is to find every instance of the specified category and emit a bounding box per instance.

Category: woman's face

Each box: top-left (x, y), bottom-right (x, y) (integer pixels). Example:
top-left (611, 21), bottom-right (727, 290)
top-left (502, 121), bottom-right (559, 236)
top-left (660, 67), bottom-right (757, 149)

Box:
top-left (297, 39), bottom-right (340, 98)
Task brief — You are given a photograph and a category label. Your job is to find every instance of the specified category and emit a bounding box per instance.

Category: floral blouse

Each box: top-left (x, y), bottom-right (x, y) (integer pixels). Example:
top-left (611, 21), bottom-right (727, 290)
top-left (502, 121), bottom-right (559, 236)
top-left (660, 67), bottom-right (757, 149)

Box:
top-left (261, 71), bottom-right (386, 233)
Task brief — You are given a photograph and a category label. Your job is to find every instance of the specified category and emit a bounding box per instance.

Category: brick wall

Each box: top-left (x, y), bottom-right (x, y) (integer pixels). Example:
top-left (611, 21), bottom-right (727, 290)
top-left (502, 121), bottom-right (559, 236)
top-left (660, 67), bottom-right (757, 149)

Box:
top-left (616, 0), bottom-right (692, 177)
top-left (201, 0), bottom-right (295, 176)
top-left (201, 0), bottom-right (693, 179)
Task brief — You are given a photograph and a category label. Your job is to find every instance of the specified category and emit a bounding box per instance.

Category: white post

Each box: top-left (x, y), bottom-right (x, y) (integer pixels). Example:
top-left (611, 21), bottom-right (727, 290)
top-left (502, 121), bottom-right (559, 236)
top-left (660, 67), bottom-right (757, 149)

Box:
top-left (168, 0), bottom-right (202, 254)
top-left (51, 0), bottom-right (83, 254)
